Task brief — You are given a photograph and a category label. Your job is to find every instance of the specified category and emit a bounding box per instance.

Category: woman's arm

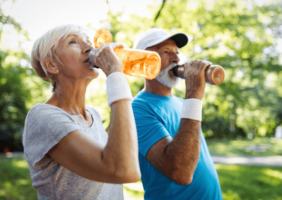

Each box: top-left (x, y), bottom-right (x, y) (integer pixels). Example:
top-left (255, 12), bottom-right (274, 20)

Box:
top-left (48, 99), bottom-right (140, 184)
top-left (48, 44), bottom-right (140, 183)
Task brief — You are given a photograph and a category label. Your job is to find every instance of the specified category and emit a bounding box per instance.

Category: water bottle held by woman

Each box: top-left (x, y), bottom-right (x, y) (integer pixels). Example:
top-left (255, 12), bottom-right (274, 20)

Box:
top-left (90, 28), bottom-right (161, 80)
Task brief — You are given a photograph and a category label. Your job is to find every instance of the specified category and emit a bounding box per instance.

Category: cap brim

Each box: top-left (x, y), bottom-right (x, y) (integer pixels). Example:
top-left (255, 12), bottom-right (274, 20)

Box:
top-left (147, 32), bottom-right (188, 49)
top-left (170, 33), bottom-right (188, 48)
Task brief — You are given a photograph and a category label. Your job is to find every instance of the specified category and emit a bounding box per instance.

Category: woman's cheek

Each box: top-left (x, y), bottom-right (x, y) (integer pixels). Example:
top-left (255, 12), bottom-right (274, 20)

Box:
top-left (62, 51), bottom-right (79, 66)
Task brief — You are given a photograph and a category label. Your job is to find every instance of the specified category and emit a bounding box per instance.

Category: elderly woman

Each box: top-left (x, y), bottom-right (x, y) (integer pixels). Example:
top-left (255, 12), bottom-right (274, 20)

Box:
top-left (22, 24), bottom-right (140, 200)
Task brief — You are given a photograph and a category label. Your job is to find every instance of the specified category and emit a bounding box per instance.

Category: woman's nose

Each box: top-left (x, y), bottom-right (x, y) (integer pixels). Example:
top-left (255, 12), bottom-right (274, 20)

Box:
top-left (83, 43), bottom-right (93, 54)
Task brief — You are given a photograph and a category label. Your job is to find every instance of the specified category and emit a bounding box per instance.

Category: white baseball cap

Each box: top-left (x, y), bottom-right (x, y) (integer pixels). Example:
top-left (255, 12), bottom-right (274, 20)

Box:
top-left (133, 28), bottom-right (188, 50)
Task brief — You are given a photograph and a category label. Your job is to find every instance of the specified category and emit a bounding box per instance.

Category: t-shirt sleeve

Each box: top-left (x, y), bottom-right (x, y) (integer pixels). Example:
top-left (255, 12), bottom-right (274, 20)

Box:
top-left (132, 100), bottom-right (170, 157)
top-left (23, 105), bottom-right (82, 168)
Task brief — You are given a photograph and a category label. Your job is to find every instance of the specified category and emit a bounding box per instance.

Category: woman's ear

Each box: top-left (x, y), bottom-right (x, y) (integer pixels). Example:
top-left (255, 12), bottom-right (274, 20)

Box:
top-left (42, 58), bottom-right (59, 74)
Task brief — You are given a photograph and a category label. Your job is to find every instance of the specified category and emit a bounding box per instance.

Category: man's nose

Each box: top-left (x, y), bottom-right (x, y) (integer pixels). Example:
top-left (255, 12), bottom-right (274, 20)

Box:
top-left (171, 52), bottom-right (180, 63)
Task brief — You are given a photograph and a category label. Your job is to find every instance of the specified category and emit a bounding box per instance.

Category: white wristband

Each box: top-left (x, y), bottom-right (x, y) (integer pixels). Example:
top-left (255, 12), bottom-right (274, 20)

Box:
top-left (181, 99), bottom-right (203, 121)
top-left (106, 72), bottom-right (133, 106)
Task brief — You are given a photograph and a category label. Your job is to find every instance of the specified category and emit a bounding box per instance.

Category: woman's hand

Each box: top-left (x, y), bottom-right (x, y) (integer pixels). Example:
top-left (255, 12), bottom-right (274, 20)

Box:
top-left (94, 43), bottom-right (124, 76)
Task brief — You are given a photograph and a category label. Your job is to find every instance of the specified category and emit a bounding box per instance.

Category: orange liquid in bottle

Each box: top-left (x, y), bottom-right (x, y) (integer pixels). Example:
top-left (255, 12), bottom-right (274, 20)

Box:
top-left (94, 28), bottom-right (161, 80)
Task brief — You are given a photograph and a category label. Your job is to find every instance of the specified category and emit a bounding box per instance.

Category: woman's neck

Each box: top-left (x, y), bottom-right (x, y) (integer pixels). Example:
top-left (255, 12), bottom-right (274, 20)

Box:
top-left (46, 78), bottom-right (90, 118)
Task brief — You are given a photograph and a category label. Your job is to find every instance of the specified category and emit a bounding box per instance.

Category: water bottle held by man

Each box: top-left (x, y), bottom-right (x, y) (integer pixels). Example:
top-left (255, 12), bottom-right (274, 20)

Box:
top-left (173, 64), bottom-right (225, 85)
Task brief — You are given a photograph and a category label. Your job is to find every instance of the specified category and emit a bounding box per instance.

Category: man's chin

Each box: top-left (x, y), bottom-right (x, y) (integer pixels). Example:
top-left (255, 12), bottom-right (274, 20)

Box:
top-left (155, 76), bottom-right (180, 88)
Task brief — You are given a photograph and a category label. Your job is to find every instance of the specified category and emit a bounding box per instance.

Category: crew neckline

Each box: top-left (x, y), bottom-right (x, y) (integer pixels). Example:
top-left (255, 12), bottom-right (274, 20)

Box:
top-left (140, 91), bottom-right (175, 100)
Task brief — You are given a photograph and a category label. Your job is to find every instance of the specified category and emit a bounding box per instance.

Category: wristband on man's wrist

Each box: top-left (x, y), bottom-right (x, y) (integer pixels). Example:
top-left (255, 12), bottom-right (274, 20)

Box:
top-left (106, 72), bottom-right (132, 106)
top-left (181, 99), bottom-right (203, 121)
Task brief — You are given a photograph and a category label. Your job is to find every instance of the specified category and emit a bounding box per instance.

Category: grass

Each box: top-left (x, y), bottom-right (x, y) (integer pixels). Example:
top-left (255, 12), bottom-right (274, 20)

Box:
top-left (0, 156), bottom-right (37, 200)
top-left (216, 164), bottom-right (282, 200)
top-left (1, 149), bottom-right (282, 200)
top-left (124, 164), bottom-right (282, 200)
top-left (206, 137), bottom-right (282, 156)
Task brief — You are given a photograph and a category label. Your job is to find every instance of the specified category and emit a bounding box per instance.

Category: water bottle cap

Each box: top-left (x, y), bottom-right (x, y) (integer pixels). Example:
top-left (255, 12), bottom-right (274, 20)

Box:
top-left (94, 28), bottom-right (112, 48)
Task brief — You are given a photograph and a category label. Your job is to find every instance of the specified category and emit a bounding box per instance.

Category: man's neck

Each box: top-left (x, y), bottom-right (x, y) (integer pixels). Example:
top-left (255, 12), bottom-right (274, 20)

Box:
top-left (144, 79), bottom-right (172, 97)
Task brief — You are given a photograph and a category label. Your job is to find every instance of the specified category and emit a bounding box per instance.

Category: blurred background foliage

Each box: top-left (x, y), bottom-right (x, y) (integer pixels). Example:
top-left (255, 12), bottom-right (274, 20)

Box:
top-left (97, 0), bottom-right (282, 139)
top-left (1, 0), bottom-right (282, 152)
top-left (0, 8), bottom-right (50, 152)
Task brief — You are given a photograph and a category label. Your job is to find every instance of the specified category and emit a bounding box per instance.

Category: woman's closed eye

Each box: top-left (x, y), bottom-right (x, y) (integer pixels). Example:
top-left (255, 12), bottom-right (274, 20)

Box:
top-left (69, 40), bottom-right (76, 45)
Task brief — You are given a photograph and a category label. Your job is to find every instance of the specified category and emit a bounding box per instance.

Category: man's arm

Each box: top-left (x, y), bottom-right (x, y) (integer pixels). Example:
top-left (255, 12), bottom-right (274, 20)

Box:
top-left (146, 60), bottom-right (210, 185)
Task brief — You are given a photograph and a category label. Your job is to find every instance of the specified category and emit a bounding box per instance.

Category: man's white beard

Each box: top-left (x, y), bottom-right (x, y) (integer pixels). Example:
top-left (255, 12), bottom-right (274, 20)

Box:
top-left (155, 63), bottom-right (180, 88)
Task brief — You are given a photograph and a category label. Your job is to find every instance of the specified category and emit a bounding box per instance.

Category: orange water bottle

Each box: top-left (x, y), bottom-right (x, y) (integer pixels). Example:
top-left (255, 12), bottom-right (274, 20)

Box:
top-left (89, 28), bottom-right (161, 80)
top-left (173, 64), bottom-right (225, 85)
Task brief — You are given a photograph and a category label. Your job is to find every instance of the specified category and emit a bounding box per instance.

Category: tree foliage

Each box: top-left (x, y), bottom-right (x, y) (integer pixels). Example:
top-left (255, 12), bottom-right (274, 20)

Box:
top-left (102, 0), bottom-right (282, 139)
top-left (1, 0), bottom-right (282, 153)
top-left (0, 8), bottom-right (49, 152)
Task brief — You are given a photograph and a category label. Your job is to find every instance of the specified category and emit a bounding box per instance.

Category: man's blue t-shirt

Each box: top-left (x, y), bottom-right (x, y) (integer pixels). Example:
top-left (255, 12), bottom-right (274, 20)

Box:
top-left (132, 91), bottom-right (222, 200)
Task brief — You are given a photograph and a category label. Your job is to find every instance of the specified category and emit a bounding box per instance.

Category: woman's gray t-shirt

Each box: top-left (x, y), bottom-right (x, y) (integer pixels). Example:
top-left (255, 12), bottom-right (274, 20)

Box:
top-left (22, 104), bottom-right (123, 200)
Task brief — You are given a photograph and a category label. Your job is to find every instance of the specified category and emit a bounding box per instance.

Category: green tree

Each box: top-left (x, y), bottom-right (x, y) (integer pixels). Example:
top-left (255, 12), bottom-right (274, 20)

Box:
top-left (0, 8), bottom-right (49, 152)
top-left (102, 0), bottom-right (282, 138)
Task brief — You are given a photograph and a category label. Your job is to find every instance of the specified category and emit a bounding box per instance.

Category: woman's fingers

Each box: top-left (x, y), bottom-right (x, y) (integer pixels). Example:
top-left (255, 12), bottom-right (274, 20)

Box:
top-left (94, 43), bottom-right (124, 76)
top-left (96, 43), bottom-right (125, 57)
top-left (110, 42), bottom-right (125, 49)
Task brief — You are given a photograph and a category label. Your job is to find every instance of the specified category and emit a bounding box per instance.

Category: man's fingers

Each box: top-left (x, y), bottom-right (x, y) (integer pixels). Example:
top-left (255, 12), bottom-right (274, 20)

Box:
top-left (189, 60), bottom-right (211, 72)
top-left (184, 60), bottom-right (194, 69)
top-left (202, 60), bottom-right (212, 66)
top-left (198, 61), bottom-right (211, 72)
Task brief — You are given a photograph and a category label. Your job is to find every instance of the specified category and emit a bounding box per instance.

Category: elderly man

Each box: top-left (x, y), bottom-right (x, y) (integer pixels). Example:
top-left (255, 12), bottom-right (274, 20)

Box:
top-left (132, 28), bottom-right (223, 200)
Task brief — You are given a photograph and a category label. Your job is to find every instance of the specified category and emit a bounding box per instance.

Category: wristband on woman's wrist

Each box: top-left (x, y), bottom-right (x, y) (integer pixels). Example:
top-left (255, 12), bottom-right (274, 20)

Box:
top-left (106, 72), bottom-right (132, 106)
top-left (181, 99), bottom-right (203, 121)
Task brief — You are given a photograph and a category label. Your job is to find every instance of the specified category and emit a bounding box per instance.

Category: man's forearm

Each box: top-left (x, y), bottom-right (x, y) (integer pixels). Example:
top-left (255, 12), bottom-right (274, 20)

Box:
top-left (164, 119), bottom-right (201, 184)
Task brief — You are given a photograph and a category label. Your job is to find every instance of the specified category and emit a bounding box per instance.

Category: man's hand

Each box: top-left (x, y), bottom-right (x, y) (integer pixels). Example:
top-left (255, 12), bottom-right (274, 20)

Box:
top-left (183, 60), bottom-right (211, 100)
top-left (144, 59), bottom-right (210, 185)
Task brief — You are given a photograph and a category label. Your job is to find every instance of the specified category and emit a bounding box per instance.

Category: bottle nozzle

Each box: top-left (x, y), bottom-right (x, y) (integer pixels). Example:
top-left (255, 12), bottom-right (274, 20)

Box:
top-left (89, 49), bottom-right (99, 68)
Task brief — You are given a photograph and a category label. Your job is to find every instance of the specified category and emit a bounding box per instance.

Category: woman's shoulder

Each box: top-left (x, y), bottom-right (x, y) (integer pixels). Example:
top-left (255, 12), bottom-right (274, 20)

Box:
top-left (28, 103), bottom-right (64, 113)
top-left (26, 103), bottom-right (75, 125)
top-left (27, 104), bottom-right (66, 119)
top-left (23, 103), bottom-right (80, 144)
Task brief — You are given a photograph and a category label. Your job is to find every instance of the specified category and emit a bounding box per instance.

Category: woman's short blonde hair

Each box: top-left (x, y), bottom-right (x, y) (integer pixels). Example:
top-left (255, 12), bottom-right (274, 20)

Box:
top-left (31, 24), bottom-right (90, 82)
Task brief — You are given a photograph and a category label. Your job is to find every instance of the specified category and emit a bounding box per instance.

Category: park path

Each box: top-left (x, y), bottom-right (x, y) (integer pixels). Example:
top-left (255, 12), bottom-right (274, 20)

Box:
top-left (211, 155), bottom-right (282, 166)
top-left (2, 151), bottom-right (281, 199)
top-left (123, 155), bottom-right (282, 198)
top-left (1, 152), bottom-right (282, 166)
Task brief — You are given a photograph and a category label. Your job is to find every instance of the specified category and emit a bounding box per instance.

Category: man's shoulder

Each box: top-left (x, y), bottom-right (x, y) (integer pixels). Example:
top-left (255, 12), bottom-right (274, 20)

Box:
top-left (132, 92), bottom-right (164, 118)
top-left (132, 92), bottom-right (150, 106)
